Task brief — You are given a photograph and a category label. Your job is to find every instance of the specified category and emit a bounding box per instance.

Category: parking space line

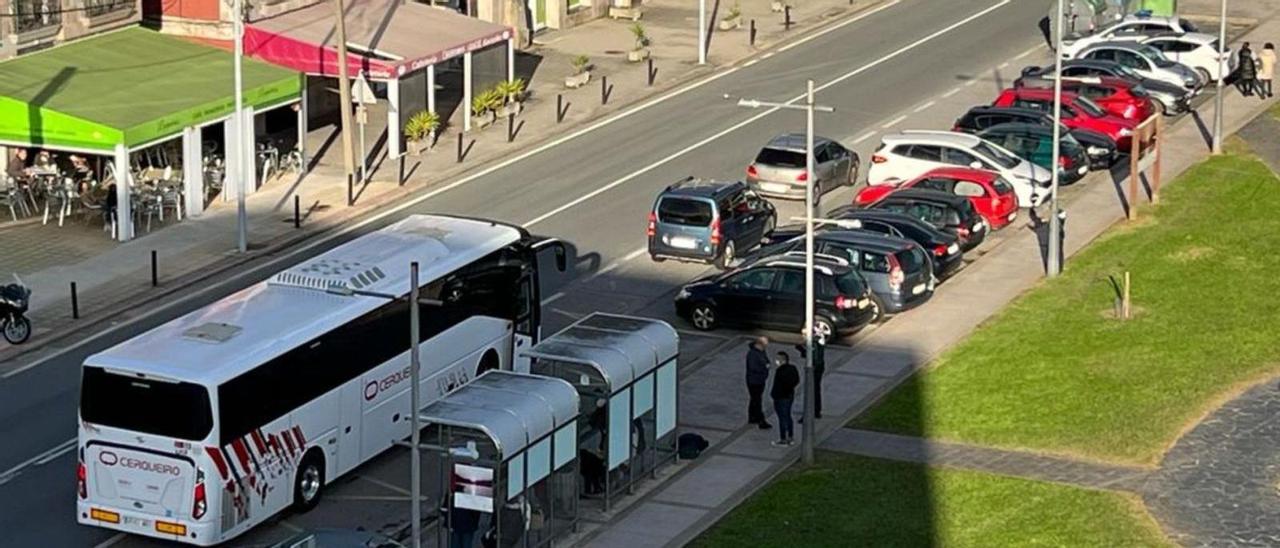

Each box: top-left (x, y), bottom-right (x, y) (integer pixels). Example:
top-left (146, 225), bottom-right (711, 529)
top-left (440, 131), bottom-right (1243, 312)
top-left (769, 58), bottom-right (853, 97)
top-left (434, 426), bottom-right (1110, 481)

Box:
top-left (1014, 43), bottom-right (1042, 60)
top-left (541, 291), bottom-right (566, 306)
top-left (912, 100), bottom-right (936, 113)
top-left (853, 130), bottom-right (878, 144)
top-left (551, 308), bottom-right (584, 319)
top-left (880, 114), bottom-right (908, 129)
top-left (329, 495), bottom-right (426, 502)
top-left (0, 437), bottom-right (74, 486)
top-left (963, 78), bottom-right (978, 87)
top-left (998, 61), bottom-right (1010, 69)
top-left (940, 87), bottom-right (962, 98)
top-left (358, 474), bottom-right (414, 497)
top-left (91, 534), bottom-right (125, 548)
top-left (277, 519), bottom-right (305, 533)
top-left (677, 329), bottom-right (731, 340)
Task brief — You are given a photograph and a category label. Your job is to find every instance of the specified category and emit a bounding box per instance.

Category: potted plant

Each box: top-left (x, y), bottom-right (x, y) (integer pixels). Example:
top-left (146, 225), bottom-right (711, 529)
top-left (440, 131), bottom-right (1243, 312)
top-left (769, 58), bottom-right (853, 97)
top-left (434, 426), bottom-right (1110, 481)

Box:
top-left (565, 55), bottom-right (592, 88)
top-left (719, 2), bottom-right (741, 30)
top-left (496, 78), bottom-right (527, 116)
top-left (471, 88), bottom-right (503, 129)
top-left (771, 0), bottom-right (784, 12)
top-left (403, 110), bottom-right (440, 155)
top-left (627, 22), bottom-right (650, 63)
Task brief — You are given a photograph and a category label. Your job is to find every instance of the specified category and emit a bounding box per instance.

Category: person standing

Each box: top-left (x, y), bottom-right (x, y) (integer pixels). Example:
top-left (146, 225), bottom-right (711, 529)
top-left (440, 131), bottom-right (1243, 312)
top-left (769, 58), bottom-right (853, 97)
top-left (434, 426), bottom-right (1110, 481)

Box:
top-left (1238, 42), bottom-right (1258, 96)
top-left (745, 337), bottom-right (772, 429)
top-left (1258, 43), bottom-right (1276, 99)
top-left (795, 333), bottom-right (826, 420)
top-left (770, 351), bottom-right (799, 447)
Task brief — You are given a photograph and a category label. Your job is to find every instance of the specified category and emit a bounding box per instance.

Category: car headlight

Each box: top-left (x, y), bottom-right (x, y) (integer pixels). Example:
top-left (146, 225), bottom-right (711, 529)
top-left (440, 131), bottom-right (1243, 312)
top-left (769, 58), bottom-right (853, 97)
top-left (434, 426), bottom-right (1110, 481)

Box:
top-left (1087, 146), bottom-right (1108, 156)
top-left (1119, 128), bottom-right (1134, 137)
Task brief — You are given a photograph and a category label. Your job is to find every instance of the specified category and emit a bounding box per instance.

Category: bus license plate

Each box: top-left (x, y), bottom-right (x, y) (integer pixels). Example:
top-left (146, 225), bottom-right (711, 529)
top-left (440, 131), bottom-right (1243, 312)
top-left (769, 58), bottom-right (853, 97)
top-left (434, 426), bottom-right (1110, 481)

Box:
top-left (125, 516), bottom-right (149, 528)
top-left (670, 237), bottom-right (697, 249)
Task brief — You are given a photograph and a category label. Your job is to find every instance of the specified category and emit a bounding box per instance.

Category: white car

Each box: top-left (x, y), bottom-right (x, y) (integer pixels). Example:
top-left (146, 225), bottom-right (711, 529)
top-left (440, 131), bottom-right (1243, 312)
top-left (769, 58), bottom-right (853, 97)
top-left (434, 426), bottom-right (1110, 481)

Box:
top-left (1060, 14), bottom-right (1200, 58)
top-left (867, 131), bottom-right (1052, 208)
top-left (1141, 33), bottom-right (1233, 82)
top-left (1077, 42), bottom-right (1203, 91)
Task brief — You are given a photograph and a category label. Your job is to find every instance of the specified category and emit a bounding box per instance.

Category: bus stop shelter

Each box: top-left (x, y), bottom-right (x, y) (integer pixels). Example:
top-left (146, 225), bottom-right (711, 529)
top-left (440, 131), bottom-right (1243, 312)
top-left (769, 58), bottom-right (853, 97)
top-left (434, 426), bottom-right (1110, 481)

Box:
top-left (0, 27), bottom-right (302, 241)
top-left (421, 371), bottom-right (579, 548)
top-left (519, 313), bottom-right (679, 511)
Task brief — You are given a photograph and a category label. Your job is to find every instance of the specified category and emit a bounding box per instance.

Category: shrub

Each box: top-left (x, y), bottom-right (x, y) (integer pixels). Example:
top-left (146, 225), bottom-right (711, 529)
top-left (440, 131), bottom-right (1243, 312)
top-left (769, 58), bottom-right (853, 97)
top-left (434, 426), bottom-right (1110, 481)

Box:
top-left (403, 110), bottom-right (440, 142)
top-left (496, 78), bottom-right (527, 103)
top-left (571, 54), bottom-right (590, 75)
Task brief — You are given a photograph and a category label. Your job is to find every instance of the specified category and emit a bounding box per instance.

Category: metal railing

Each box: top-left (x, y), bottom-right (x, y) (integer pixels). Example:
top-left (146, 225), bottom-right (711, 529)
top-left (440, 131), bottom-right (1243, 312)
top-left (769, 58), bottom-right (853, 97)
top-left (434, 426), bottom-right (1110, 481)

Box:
top-left (11, 0), bottom-right (62, 34)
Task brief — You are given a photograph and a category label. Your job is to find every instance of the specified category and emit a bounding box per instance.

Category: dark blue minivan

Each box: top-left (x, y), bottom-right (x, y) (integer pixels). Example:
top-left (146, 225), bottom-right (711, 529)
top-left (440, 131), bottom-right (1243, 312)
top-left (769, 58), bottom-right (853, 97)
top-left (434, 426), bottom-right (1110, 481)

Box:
top-left (648, 178), bottom-right (777, 269)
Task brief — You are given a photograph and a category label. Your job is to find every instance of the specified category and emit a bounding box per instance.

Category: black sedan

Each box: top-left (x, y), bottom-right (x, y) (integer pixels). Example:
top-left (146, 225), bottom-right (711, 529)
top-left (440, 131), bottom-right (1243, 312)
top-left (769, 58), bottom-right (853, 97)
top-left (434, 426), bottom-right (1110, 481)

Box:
top-left (766, 207), bottom-right (965, 280)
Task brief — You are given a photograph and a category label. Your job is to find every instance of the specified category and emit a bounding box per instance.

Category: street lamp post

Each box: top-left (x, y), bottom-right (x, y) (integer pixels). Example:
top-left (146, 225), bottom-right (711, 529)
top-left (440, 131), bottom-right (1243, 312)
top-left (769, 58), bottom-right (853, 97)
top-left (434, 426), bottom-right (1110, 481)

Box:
top-left (1048, 0), bottom-right (1065, 277)
top-left (1213, 0), bottom-right (1227, 154)
top-left (698, 0), bottom-right (707, 65)
top-left (232, 0), bottom-right (246, 253)
top-left (736, 80), bottom-right (833, 465)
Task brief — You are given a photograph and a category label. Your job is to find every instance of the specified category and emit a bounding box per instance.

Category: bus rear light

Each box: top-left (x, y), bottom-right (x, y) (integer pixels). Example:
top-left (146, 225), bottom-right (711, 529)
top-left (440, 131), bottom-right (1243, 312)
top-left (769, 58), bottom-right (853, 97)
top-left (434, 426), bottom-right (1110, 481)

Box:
top-left (156, 521), bottom-right (187, 536)
top-left (193, 482), bottom-right (207, 520)
top-left (77, 461), bottom-right (87, 499)
top-left (90, 508), bottom-right (119, 523)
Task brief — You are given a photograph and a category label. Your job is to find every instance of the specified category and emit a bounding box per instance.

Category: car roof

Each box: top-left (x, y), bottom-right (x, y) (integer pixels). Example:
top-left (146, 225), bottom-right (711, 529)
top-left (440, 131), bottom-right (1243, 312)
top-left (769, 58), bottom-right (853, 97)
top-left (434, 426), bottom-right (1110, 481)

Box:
top-left (883, 130), bottom-right (981, 147)
top-left (747, 253), bottom-right (854, 274)
top-left (967, 105), bottom-right (1051, 120)
top-left (827, 206), bottom-right (939, 228)
top-left (1081, 41), bottom-right (1151, 54)
top-left (1143, 31), bottom-right (1215, 44)
top-left (1121, 13), bottom-right (1180, 25)
top-left (878, 187), bottom-right (970, 208)
top-left (814, 228), bottom-right (918, 252)
top-left (662, 176), bottom-right (744, 198)
top-left (914, 166), bottom-right (998, 183)
top-left (1007, 87), bottom-right (1081, 101)
top-left (764, 132), bottom-right (835, 152)
top-left (1021, 73), bottom-right (1135, 89)
top-left (981, 122), bottom-right (1052, 136)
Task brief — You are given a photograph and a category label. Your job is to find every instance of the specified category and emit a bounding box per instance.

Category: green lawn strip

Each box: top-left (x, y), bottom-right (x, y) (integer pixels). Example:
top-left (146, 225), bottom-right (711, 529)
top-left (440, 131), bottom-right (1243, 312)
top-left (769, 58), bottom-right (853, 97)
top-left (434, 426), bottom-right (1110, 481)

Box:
top-left (691, 452), bottom-right (1170, 548)
top-left (855, 154), bottom-right (1280, 466)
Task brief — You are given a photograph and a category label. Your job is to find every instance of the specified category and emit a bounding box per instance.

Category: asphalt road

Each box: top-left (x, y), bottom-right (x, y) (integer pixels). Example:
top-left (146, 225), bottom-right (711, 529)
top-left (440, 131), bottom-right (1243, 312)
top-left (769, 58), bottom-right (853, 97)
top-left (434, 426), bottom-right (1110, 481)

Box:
top-left (0, 0), bottom-right (1050, 545)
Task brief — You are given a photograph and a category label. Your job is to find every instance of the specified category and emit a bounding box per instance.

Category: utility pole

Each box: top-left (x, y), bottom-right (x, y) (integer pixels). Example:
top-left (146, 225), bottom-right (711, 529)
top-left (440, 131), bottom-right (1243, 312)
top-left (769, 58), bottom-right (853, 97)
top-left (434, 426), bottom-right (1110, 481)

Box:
top-left (233, 0), bottom-right (246, 253)
top-left (735, 80), bottom-right (833, 465)
top-left (1213, 0), bottom-right (1227, 154)
top-left (1048, 0), bottom-right (1064, 277)
top-left (698, 0), bottom-right (707, 65)
top-left (333, 0), bottom-right (358, 197)
top-left (409, 262), bottom-right (422, 548)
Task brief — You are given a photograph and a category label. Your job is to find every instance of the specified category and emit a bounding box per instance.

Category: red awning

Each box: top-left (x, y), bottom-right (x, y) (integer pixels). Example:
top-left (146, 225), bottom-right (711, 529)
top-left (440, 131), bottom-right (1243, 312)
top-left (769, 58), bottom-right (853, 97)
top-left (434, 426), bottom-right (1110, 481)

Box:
top-left (245, 0), bottom-right (511, 80)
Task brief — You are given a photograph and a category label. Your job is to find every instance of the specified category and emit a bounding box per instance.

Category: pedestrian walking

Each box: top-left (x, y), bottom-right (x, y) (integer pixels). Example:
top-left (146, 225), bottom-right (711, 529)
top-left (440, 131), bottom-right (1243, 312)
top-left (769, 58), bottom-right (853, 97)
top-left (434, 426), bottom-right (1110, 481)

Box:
top-left (795, 333), bottom-right (826, 420)
top-left (770, 351), bottom-right (799, 447)
top-left (745, 336), bottom-right (772, 430)
top-left (1259, 43), bottom-right (1276, 99)
top-left (1237, 42), bottom-right (1258, 96)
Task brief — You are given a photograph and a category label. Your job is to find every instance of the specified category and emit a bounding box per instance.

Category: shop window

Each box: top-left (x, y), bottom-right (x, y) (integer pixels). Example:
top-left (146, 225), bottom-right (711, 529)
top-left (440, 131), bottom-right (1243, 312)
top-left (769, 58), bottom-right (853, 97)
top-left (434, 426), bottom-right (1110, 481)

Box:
top-left (11, 0), bottom-right (62, 35)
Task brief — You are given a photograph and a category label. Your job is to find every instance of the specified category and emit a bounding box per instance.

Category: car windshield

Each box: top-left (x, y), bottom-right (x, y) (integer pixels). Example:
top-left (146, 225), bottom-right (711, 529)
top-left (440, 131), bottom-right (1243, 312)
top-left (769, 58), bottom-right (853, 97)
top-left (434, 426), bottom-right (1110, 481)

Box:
top-left (834, 270), bottom-right (867, 295)
top-left (1073, 96), bottom-right (1107, 117)
top-left (80, 366), bottom-right (214, 440)
top-left (755, 147), bottom-right (806, 168)
top-left (973, 141), bottom-right (1020, 168)
top-left (658, 197), bottom-right (713, 226)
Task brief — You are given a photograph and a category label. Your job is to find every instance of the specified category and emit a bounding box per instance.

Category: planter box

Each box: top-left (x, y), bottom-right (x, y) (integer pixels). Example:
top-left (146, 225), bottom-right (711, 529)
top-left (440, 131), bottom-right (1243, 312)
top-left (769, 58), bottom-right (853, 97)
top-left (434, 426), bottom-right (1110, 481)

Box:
top-left (409, 139), bottom-right (433, 156)
top-left (719, 15), bottom-right (741, 30)
top-left (565, 71), bottom-right (592, 88)
top-left (627, 48), bottom-right (650, 63)
top-left (608, 5), bottom-right (642, 20)
top-left (770, 0), bottom-right (784, 12)
top-left (499, 101), bottom-right (524, 117)
top-left (474, 112), bottom-right (497, 130)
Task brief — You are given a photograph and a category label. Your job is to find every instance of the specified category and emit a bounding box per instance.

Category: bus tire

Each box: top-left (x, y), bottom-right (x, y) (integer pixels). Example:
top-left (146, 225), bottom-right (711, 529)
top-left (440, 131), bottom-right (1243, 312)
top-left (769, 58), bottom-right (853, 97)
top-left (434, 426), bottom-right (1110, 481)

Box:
top-left (477, 349), bottom-right (500, 377)
top-left (293, 449), bottom-right (325, 512)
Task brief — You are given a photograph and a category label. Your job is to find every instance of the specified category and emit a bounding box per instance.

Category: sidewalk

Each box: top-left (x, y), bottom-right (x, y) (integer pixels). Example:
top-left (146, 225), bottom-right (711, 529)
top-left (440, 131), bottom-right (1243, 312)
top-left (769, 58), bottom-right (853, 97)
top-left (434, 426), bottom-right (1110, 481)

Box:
top-left (567, 17), bottom-right (1280, 548)
top-left (0, 0), bottom-right (883, 364)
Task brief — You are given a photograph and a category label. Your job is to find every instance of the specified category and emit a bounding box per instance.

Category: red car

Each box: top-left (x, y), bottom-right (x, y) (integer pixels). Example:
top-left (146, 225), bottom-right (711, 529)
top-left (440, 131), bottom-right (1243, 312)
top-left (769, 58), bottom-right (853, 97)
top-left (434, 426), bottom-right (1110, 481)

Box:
top-left (1014, 75), bottom-right (1156, 122)
top-left (854, 167), bottom-right (1020, 230)
top-left (993, 88), bottom-right (1138, 150)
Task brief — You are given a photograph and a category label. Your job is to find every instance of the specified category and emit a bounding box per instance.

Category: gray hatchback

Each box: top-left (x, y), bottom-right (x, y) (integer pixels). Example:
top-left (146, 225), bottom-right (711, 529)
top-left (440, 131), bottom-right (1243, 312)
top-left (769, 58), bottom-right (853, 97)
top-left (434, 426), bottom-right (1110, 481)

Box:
top-left (746, 133), bottom-right (860, 200)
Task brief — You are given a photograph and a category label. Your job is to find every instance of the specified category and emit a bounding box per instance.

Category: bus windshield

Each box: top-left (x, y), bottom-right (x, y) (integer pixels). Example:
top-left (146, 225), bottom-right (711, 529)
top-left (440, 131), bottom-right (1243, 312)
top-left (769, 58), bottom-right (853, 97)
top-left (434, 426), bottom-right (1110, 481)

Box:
top-left (80, 366), bottom-right (214, 440)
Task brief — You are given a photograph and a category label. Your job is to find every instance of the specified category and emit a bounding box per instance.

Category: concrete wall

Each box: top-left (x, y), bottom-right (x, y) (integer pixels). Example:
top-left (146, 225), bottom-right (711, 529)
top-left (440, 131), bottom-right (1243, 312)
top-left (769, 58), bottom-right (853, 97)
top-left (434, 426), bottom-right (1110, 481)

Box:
top-left (0, 0), bottom-right (141, 60)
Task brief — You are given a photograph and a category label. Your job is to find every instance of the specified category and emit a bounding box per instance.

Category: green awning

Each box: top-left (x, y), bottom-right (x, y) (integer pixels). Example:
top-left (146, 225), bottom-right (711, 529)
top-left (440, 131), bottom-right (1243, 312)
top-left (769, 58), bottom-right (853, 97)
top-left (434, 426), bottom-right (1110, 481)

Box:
top-left (0, 27), bottom-right (300, 152)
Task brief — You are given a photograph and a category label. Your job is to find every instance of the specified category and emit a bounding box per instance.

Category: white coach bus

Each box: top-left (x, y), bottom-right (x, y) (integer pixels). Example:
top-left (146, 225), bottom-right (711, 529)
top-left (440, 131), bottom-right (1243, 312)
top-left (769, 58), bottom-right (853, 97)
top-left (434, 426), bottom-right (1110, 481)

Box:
top-left (76, 215), bottom-right (565, 545)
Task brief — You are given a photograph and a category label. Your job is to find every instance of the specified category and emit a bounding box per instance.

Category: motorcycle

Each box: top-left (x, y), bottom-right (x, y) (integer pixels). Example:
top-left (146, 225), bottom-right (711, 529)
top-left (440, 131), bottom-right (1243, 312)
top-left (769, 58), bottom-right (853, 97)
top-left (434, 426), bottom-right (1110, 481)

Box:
top-left (1, 275), bottom-right (32, 344)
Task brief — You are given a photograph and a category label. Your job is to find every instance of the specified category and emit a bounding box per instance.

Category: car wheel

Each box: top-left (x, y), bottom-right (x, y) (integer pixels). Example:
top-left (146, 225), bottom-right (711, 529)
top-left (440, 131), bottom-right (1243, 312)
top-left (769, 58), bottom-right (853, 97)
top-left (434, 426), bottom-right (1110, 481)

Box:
top-left (690, 302), bottom-right (718, 331)
top-left (868, 294), bottom-right (887, 324)
top-left (813, 317), bottom-right (835, 341)
top-left (1155, 100), bottom-right (1168, 117)
top-left (293, 450), bottom-right (325, 512)
top-left (846, 160), bottom-right (860, 187)
top-left (1195, 67), bottom-right (1211, 85)
top-left (716, 240), bottom-right (736, 270)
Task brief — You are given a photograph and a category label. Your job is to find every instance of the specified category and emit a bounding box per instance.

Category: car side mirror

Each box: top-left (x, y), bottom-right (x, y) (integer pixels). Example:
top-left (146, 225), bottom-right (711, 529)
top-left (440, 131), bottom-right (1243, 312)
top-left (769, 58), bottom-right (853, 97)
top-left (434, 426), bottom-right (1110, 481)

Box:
top-left (969, 161), bottom-right (984, 170)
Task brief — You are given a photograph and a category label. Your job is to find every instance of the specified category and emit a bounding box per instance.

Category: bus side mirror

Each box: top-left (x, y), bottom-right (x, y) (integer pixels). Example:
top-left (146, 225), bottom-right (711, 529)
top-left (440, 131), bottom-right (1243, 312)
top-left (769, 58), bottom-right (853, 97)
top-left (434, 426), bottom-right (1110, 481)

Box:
top-left (533, 238), bottom-right (568, 272)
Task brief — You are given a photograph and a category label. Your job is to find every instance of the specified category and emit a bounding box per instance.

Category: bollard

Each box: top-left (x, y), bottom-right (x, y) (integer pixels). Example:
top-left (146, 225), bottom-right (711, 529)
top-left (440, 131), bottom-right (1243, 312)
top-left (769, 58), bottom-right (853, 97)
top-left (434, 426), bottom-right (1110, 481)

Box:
top-left (557, 94), bottom-right (564, 123)
top-left (508, 113), bottom-right (516, 143)
top-left (70, 282), bottom-right (79, 320)
top-left (784, 6), bottom-right (792, 29)
top-left (647, 58), bottom-right (655, 86)
top-left (601, 76), bottom-right (609, 105)
top-left (294, 195), bottom-right (301, 229)
top-left (151, 250), bottom-right (158, 287)
top-left (347, 173), bottom-right (354, 206)
top-left (750, 19), bottom-right (757, 46)
top-left (457, 132), bottom-right (464, 163)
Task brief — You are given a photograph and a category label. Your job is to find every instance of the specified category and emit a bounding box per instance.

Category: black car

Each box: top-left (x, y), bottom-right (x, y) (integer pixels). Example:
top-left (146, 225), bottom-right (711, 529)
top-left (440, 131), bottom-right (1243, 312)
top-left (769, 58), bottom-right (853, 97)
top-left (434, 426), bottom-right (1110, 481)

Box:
top-left (868, 188), bottom-right (988, 252)
top-left (1020, 60), bottom-right (1191, 115)
top-left (674, 256), bottom-right (877, 336)
top-left (953, 106), bottom-right (1118, 169)
top-left (979, 123), bottom-right (1090, 184)
top-left (766, 207), bottom-right (964, 280)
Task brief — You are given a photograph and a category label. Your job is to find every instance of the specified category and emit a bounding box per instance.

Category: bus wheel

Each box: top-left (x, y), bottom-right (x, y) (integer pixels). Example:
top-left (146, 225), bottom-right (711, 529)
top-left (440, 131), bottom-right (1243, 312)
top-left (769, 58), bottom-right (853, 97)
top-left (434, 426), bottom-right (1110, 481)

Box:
top-left (293, 450), bottom-right (325, 512)
top-left (476, 349), bottom-right (500, 377)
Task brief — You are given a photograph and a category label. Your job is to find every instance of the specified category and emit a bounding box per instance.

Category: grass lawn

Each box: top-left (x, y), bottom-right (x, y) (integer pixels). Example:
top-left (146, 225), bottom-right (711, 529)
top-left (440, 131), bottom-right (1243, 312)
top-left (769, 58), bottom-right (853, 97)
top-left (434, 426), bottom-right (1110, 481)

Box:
top-left (692, 453), bottom-right (1169, 548)
top-left (855, 153), bottom-right (1280, 465)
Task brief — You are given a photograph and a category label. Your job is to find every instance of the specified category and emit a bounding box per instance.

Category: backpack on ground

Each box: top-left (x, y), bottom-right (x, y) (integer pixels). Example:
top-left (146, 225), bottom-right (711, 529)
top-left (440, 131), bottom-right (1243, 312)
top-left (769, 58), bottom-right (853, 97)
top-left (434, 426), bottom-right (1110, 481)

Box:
top-left (678, 432), bottom-right (709, 460)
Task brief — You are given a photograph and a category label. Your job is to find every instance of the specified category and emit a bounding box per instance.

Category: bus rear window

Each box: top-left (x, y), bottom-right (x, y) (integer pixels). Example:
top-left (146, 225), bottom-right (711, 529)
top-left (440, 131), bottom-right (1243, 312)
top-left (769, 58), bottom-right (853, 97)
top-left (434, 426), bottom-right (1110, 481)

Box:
top-left (80, 366), bottom-right (214, 441)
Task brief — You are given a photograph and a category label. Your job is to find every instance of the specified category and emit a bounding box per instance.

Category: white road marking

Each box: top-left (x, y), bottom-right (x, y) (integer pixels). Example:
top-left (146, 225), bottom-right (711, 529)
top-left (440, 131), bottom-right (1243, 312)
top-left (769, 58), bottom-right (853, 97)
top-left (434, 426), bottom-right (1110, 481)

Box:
top-left (91, 534), bottom-right (125, 548)
top-left (940, 87), bottom-right (962, 98)
top-left (743, 59), bottom-right (760, 67)
top-left (762, 52), bottom-right (776, 59)
top-left (1014, 43), bottom-right (1042, 60)
top-left (541, 292), bottom-right (566, 306)
top-left (358, 474), bottom-right (413, 496)
top-left (912, 100), bottom-right (936, 113)
top-left (777, 0), bottom-right (902, 52)
top-left (998, 61), bottom-right (1010, 69)
top-left (583, 247), bottom-right (648, 282)
top-left (0, 437), bottom-right (74, 486)
top-left (963, 78), bottom-right (978, 87)
top-left (880, 114), bottom-right (908, 129)
top-left (853, 130), bottom-right (878, 144)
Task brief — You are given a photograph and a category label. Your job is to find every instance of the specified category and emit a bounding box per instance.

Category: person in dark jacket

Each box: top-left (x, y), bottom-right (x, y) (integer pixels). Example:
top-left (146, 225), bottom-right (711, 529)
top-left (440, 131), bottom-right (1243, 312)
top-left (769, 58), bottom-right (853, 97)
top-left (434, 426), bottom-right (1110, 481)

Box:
top-left (770, 352), bottom-right (799, 446)
top-left (745, 336), bottom-right (771, 429)
top-left (795, 333), bottom-right (826, 419)
top-left (1238, 43), bottom-right (1258, 96)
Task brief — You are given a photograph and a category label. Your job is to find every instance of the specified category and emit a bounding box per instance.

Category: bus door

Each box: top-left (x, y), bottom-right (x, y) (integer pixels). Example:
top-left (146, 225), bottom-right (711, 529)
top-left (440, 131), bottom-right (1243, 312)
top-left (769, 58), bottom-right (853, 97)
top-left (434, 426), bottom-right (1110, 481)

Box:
top-left (512, 269), bottom-right (538, 373)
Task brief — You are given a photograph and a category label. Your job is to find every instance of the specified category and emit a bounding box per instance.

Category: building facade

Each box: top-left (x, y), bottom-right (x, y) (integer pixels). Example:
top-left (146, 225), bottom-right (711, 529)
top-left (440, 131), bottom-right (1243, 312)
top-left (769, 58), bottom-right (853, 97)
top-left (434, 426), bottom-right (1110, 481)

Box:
top-left (0, 0), bottom-right (140, 60)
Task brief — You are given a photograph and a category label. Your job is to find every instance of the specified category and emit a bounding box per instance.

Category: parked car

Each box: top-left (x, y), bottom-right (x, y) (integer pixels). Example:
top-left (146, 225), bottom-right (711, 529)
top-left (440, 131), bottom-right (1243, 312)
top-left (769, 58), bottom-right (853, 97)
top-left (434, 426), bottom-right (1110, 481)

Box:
top-left (746, 231), bottom-right (935, 320)
top-left (1022, 59), bottom-right (1191, 115)
top-left (1140, 32), bottom-right (1232, 82)
top-left (766, 207), bottom-right (965, 280)
top-left (978, 123), bottom-right (1090, 184)
top-left (1076, 42), bottom-right (1203, 91)
top-left (648, 177), bottom-right (776, 268)
top-left (865, 188), bottom-right (989, 252)
top-left (1013, 74), bottom-right (1155, 121)
top-left (674, 255), bottom-right (877, 335)
top-left (992, 88), bottom-right (1138, 150)
top-left (952, 106), bottom-right (1118, 168)
top-left (854, 167), bottom-right (1018, 230)
top-left (1058, 13), bottom-right (1202, 58)
top-left (868, 130), bottom-right (1050, 207)
top-left (746, 133), bottom-right (859, 200)
top-left (1112, 12), bottom-right (1201, 35)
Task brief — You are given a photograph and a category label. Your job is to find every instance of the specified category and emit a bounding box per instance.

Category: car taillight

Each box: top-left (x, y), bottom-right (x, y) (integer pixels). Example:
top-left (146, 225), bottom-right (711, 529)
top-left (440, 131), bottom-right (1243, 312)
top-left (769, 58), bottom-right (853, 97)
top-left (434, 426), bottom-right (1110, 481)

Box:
top-left (710, 217), bottom-right (722, 246)
top-left (646, 211), bottom-right (656, 237)
top-left (871, 154), bottom-right (887, 164)
top-left (797, 171), bottom-right (808, 182)
top-left (835, 295), bottom-right (856, 309)
top-left (193, 478), bottom-right (207, 520)
top-left (888, 255), bottom-right (904, 291)
top-left (1058, 155), bottom-right (1069, 168)
top-left (932, 244), bottom-right (948, 257)
top-left (747, 164), bottom-right (758, 178)
top-left (956, 226), bottom-right (970, 238)
top-left (77, 460), bottom-right (86, 499)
